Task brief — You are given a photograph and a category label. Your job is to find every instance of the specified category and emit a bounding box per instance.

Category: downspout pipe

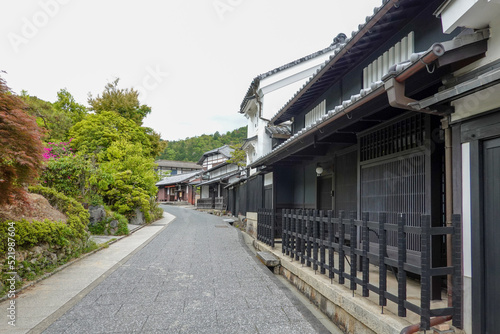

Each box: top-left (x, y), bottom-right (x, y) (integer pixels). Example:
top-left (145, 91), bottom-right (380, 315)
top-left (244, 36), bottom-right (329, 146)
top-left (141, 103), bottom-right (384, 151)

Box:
top-left (399, 315), bottom-right (452, 334)
top-left (442, 117), bottom-right (453, 307)
top-left (385, 42), bottom-right (445, 111)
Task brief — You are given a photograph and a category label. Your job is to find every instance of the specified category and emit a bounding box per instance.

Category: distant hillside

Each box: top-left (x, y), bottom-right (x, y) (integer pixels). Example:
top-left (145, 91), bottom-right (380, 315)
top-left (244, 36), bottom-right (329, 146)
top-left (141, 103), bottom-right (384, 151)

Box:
top-left (157, 126), bottom-right (247, 162)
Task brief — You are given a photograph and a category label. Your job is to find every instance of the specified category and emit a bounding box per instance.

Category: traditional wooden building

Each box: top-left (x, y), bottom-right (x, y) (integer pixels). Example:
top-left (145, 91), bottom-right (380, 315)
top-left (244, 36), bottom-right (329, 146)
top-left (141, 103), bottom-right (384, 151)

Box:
top-left (196, 145), bottom-right (244, 210)
top-left (156, 171), bottom-right (201, 205)
top-left (154, 160), bottom-right (202, 178)
top-left (241, 0), bottom-right (497, 331)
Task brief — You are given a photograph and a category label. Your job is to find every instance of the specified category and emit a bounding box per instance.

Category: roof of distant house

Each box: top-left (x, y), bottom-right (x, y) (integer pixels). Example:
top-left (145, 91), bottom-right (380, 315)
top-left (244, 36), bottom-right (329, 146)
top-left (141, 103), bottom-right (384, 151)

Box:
top-left (239, 33), bottom-right (347, 113)
top-left (155, 160), bottom-right (203, 170)
top-left (155, 170), bottom-right (201, 186)
top-left (197, 145), bottom-right (234, 165)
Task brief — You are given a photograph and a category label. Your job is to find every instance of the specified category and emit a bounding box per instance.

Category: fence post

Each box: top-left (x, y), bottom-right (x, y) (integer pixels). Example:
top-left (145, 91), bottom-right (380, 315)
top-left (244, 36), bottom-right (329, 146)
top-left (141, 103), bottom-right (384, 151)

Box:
top-left (452, 214), bottom-right (462, 329)
top-left (282, 209), bottom-right (288, 255)
top-left (313, 210), bottom-right (319, 271)
top-left (270, 209), bottom-right (275, 248)
top-left (350, 211), bottom-right (357, 292)
top-left (379, 213), bottom-right (387, 308)
top-left (398, 213), bottom-right (407, 317)
top-left (306, 210), bottom-right (312, 267)
top-left (320, 210), bottom-right (326, 275)
top-left (362, 212), bottom-right (369, 297)
top-left (328, 210), bottom-right (334, 280)
top-left (339, 210), bottom-right (345, 285)
top-left (420, 214), bottom-right (431, 330)
top-left (300, 209), bottom-right (306, 265)
top-left (295, 209), bottom-right (302, 261)
top-left (257, 209), bottom-right (261, 242)
top-left (290, 209), bottom-right (295, 260)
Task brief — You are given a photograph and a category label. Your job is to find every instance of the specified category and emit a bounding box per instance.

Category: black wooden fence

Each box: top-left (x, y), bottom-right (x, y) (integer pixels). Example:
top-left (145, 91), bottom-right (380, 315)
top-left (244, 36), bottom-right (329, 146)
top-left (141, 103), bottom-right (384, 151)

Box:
top-left (275, 209), bottom-right (462, 330)
top-left (257, 208), bottom-right (282, 247)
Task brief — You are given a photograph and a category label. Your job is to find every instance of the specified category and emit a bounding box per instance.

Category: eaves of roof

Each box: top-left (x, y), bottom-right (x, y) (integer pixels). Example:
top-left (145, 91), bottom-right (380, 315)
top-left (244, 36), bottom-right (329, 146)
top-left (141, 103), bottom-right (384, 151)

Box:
top-left (239, 33), bottom-right (348, 113)
top-left (248, 83), bottom-right (386, 169)
top-left (155, 171), bottom-right (202, 186)
top-left (197, 145), bottom-right (234, 165)
top-left (198, 171), bottom-right (241, 187)
top-left (224, 175), bottom-right (247, 189)
top-left (269, 0), bottom-right (433, 125)
top-left (155, 160), bottom-right (203, 169)
top-left (266, 125), bottom-right (291, 138)
top-left (241, 136), bottom-right (257, 151)
top-left (410, 66), bottom-right (500, 111)
top-left (249, 29), bottom-right (490, 169)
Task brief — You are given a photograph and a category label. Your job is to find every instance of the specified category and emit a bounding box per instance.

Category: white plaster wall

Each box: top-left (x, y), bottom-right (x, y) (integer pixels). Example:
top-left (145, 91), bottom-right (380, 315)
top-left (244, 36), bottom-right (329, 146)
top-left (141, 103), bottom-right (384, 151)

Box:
top-left (440, 0), bottom-right (479, 33)
top-left (259, 50), bottom-right (335, 92)
top-left (243, 46), bottom-right (336, 164)
top-left (461, 143), bottom-right (472, 334)
top-left (260, 79), bottom-right (312, 120)
top-left (264, 172), bottom-right (273, 186)
top-left (201, 185), bottom-right (209, 198)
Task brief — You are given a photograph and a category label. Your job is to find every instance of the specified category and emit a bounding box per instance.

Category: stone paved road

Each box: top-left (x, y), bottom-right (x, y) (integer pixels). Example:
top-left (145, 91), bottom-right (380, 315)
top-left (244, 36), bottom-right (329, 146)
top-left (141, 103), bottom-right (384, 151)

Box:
top-left (42, 206), bottom-right (330, 333)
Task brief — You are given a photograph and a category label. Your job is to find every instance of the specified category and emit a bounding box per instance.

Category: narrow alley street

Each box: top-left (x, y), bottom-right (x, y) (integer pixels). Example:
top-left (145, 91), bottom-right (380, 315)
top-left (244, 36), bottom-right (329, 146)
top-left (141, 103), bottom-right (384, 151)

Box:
top-left (39, 206), bottom-right (332, 333)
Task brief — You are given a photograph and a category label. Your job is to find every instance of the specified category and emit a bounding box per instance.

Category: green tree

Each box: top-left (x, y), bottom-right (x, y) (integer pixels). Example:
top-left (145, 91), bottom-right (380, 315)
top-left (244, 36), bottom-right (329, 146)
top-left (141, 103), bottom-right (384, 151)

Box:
top-left (88, 79), bottom-right (151, 125)
top-left (20, 92), bottom-right (73, 142)
top-left (98, 139), bottom-right (159, 221)
top-left (53, 89), bottom-right (87, 124)
top-left (227, 145), bottom-right (246, 167)
top-left (69, 111), bottom-right (152, 156)
top-left (0, 77), bottom-right (45, 205)
top-left (156, 126), bottom-right (248, 162)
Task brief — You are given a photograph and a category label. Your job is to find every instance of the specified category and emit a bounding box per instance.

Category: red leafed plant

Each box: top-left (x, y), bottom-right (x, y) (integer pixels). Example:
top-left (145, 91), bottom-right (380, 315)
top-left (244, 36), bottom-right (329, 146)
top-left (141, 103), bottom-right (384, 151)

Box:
top-left (0, 75), bottom-right (45, 205)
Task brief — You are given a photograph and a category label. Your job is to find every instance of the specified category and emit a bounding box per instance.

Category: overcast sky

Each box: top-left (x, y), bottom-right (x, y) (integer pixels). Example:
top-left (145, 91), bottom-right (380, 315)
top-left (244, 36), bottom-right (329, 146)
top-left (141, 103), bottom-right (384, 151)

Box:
top-left (1, 0), bottom-right (381, 141)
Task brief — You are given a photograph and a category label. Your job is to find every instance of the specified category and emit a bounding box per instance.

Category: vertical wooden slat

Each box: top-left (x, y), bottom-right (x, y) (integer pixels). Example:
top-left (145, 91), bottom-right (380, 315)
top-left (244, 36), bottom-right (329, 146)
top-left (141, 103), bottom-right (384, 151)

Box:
top-left (420, 214), bottom-right (431, 329)
top-left (313, 210), bottom-right (319, 271)
top-left (398, 213), bottom-right (407, 317)
top-left (290, 209), bottom-right (296, 260)
top-left (320, 210), bottom-right (326, 275)
top-left (362, 212), bottom-right (369, 297)
top-left (301, 209), bottom-right (306, 265)
top-left (350, 211), bottom-right (357, 292)
top-left (339, 210), bottom-right (346, 285)
top-left (328, 211), bottom-right (334, 280)
top-left (452, 214), bottom-right (463, 328)
top-left (283, 209), bottom-right (288, 255)
top-left (295, 209), bottom-right (301, 262)
top-left (379, 212), bottom-right (387, 307)
top-left (270, 208), bottom-right (275, 247)
top-left (307, 210), bottom-right (312, 267)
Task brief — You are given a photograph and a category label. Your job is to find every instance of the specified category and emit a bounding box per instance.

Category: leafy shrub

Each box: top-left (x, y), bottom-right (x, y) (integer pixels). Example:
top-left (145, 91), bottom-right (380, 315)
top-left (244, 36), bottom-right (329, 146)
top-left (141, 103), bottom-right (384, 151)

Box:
top-left (28, 185), bottom-right (89, 240)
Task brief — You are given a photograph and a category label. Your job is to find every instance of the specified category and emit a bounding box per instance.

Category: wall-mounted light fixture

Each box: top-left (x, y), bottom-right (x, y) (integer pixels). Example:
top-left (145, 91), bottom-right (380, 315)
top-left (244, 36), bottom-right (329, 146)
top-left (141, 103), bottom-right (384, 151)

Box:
top-left (315, 166), bottom-right (324, 177)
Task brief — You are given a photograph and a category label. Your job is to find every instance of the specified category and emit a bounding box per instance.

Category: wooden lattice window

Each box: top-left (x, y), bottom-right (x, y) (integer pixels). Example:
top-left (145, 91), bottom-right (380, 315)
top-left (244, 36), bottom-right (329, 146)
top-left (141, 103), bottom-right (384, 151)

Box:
top-left (360, 114), bottom-right (425, 162)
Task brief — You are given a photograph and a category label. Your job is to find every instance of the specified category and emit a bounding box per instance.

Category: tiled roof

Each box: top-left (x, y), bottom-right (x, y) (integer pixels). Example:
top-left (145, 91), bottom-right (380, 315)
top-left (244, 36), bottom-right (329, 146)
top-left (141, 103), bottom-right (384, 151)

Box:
top-left (269, 0), bottom-right (432, 125)
top-left (155, 160), bottom-right (203, 169)
top-left (410, 63), bottom-right (500, 111)
top-left (197, 170), bottom-right (241, 186)
top-left (239, 33), bottom-right (348, 113)
top-left (155, 171), bottom-right (201, 186)
top-left (249, 26), bottom-right (489, 169)
top-left (197, 145), bottom-right (234, 165)
top-left (265, 125), bottom-right (291, 137)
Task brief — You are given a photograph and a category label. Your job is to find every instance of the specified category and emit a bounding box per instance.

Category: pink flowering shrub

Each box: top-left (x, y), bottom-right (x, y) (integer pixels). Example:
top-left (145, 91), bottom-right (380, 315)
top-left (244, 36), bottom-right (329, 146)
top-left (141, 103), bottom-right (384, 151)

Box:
top-left (43, 140), bottom-right (74, 160)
